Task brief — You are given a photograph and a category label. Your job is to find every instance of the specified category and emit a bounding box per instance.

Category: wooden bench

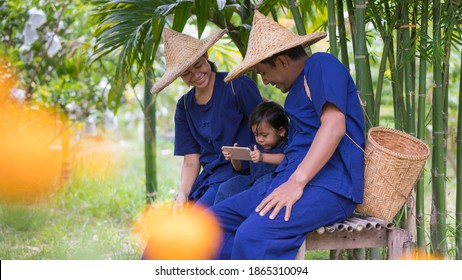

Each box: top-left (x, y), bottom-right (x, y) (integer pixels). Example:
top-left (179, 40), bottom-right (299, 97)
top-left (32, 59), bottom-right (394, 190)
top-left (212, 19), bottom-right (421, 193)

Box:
top-left (295, 214), bottom-right (413, 260)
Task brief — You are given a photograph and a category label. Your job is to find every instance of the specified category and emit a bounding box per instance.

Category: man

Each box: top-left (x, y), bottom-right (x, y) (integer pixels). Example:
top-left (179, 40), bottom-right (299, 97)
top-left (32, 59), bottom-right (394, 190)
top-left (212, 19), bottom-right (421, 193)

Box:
top-left (211, 10), bottom-right (365, 260)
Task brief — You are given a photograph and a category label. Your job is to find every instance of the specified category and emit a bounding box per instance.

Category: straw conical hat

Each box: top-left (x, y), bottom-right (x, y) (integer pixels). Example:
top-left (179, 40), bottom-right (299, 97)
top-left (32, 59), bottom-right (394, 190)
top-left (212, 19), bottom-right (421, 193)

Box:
top-left (224, 10), bottom-right (327, 82)
top-left (151, 28), bottom-right (227, 94)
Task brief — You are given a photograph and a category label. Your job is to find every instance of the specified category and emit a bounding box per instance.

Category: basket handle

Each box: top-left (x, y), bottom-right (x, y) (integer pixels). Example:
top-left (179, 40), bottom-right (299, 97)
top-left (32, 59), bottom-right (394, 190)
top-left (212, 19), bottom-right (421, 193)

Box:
top-left (345, 133), bottom-right (365, 154)
top-left (304, 75), bottom-right (366, 154)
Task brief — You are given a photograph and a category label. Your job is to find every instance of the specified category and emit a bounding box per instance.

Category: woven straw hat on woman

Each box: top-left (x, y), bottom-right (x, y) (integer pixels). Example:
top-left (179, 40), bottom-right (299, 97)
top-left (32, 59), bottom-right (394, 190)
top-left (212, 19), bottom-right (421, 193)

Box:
top-left (224, 10), bottom-right (327, 83)
top-left (151, 28), bottom-right (227, 94)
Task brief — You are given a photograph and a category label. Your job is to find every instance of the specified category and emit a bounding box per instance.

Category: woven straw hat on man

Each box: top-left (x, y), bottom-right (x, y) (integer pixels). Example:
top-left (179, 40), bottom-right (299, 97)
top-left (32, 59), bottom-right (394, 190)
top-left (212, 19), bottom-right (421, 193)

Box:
top-left (224, 10), bottom-right (327, 83)
top-left (151, 28), bottom-right (227, 94)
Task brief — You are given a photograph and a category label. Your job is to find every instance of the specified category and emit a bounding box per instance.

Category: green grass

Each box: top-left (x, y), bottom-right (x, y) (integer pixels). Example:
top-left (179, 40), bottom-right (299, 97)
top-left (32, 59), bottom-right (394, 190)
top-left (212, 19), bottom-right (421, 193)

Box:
top-left (0, 136), bottom-right (181, 260)
top-left (1, 133), bottom-right (458, 260)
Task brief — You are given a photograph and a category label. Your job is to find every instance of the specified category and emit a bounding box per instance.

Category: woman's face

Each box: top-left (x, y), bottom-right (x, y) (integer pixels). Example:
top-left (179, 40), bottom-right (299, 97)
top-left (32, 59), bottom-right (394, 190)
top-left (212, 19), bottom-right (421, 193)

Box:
top-left (180, 55), bottom-right (213, 89)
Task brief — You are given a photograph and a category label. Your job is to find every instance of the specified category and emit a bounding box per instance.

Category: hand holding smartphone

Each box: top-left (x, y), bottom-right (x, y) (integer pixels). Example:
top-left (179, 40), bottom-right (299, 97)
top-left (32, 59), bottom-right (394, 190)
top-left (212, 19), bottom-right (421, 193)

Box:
top-left (222, 146), bottom-right (252, 161)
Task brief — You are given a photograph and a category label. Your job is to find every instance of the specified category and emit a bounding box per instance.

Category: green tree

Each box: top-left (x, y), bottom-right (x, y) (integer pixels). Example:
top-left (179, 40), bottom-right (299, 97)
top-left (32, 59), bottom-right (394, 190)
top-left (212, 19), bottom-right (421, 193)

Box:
top-left (0, 0), bottom-right (118, 183)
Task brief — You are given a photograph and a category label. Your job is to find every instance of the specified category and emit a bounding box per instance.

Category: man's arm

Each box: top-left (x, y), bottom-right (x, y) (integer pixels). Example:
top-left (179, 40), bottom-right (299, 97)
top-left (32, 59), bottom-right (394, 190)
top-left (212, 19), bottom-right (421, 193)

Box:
top-left (255, 103), bottom-right (345, 221)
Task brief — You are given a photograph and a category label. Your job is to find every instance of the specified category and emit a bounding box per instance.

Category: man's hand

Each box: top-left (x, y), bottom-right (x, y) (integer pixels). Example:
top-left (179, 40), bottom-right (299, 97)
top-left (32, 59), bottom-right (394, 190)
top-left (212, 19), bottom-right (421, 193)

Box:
top-left (255, 175), bottom-right (304, 221)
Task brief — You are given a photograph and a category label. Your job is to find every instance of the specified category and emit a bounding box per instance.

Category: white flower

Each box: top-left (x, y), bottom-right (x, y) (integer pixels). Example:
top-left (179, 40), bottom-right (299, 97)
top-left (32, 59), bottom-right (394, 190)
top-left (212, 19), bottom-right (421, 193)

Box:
top-left (23, 22), bottom-right (39, 45)
top-left (27, 8), bottom-right (47, 29)
top-left (10, 88), bottom-right (26, 102)
top-left (216, 0), bottom-right (226, 10)
top-left (46, 33), bottom-right (62, 57)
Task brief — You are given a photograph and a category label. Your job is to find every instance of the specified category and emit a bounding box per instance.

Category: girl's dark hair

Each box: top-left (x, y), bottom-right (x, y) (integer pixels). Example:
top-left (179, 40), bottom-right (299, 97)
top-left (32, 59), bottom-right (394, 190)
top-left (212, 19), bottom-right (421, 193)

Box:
top-left (249, 101), bottom-right (289, 138)
top-left (261, 45), bottom-right (307, 67)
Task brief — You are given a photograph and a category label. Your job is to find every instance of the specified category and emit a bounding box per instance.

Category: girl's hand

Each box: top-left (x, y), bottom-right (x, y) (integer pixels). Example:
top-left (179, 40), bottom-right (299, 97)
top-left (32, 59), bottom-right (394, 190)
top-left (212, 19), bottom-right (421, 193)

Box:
top-left (250, 145), bottom-right (263, 163)
top-left (222, 143), bottom-right (238, 161)
top-left (222, 149), bottom-right (231, 160)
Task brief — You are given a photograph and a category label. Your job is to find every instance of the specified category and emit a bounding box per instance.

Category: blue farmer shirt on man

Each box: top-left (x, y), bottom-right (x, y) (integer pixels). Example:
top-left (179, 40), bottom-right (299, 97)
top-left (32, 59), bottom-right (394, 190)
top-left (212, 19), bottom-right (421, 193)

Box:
top-left (280, 52), bottom-right (365, 203)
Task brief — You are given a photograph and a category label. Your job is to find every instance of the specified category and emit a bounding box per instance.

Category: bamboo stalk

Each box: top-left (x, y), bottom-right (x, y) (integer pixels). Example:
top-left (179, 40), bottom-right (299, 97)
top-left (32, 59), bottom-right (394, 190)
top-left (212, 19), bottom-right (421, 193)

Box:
top-left (325, 225), bottom-right (336, 232)
top-left (316, 226), bottom-right (326, 235)
top-left (416, 0), bottom-right (429, 254)
top-left (373, 35), bottom-right (390, 125)
top-left (346, 0), bottom-right (356, 51)
top-left (287, 0), bottom-right (312, 56)
top-left (336, 0), bottom-right (349, 69)
top-left (367, 0), bottom-right (396, 126)
top-left (327, 0), bottom-right (338, 57)
top-left (144, 69), bottom-right (157, 204)
top-left (401, 1), bottom-right (416, 136)
top-left (348, 216), bottom-right (373, 230)
top-left (353, 213), bottom-right (394, 229)
top-left (393, 1), bottom-right (406, 131)
top-left (332, 223), bottom-right (346, 232)
top-left (343, 220), bottom-right (364, 231)
top-left (354, 0), bottom-right (375, 129)
top-left (431, 0), bottom-right (448, 256)
top-left (401, 0), bottom-right (416, 237)
top-left (456, 46), bottom-right (462, 260)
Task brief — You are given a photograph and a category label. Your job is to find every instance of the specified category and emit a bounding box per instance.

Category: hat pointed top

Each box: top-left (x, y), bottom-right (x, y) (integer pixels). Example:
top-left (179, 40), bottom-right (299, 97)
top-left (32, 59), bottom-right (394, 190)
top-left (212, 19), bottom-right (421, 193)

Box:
top-left (163, 29), bottom-right (202, 70)
top-left (224, 10), bottom-right (327, 83)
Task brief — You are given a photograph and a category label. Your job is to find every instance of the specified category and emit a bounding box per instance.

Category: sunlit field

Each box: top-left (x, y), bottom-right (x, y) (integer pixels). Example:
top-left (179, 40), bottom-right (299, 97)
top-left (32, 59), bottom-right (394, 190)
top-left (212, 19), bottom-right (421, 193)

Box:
top-left (0, 134), bottom-right (182, 260)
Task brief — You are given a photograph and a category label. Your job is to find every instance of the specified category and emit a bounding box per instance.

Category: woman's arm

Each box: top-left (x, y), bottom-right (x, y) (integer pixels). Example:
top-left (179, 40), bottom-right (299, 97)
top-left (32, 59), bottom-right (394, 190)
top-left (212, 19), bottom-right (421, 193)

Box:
top-left (173, 153), bottom-right (201, 212)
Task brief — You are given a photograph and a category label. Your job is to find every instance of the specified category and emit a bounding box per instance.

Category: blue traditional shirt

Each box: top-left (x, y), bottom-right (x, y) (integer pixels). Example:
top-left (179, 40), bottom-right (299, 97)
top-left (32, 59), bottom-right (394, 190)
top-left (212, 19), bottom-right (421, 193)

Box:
top-left (279, 52), bottom-right (365, 203)
top-left (174, 72), bottom-right (263, 200)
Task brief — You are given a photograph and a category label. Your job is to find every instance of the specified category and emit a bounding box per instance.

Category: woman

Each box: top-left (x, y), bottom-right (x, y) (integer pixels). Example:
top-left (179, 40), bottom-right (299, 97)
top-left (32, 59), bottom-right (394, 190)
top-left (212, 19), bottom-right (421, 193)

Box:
top-left (151, 28), bottom-right (263, 210)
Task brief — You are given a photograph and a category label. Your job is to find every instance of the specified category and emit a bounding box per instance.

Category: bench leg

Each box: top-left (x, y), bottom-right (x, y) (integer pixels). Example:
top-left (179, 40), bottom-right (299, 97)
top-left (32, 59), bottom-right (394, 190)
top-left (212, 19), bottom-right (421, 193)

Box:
top-left (388, 228), bottom-right (413, 260)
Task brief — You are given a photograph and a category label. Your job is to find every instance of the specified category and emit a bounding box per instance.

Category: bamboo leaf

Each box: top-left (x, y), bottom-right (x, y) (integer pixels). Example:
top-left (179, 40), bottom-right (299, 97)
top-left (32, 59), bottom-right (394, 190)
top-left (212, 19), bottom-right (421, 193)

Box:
top-left (195, 0), bottom-right (210, 38)
top-left (172, 1), bottom-right (193, 31)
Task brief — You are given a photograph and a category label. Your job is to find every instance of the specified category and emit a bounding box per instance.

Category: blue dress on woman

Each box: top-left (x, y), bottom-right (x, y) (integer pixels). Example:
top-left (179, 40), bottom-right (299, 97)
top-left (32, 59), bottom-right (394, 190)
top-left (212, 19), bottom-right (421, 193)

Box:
top-left (174, 72), bottom-right (262, 207)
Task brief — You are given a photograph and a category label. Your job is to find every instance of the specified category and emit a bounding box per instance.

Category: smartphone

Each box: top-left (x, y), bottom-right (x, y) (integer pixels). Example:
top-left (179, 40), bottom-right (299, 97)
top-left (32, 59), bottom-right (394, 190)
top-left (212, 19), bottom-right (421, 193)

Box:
top-left (222, 146), bottom-right (252, 161)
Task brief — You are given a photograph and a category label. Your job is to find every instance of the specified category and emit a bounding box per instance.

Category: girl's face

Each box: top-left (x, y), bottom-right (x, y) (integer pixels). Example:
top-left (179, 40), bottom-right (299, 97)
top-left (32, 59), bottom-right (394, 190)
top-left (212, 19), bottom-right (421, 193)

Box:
top-left (251, 120), bottom-right (286, 151)
top-left (179, 55), bottom-right (213, 89)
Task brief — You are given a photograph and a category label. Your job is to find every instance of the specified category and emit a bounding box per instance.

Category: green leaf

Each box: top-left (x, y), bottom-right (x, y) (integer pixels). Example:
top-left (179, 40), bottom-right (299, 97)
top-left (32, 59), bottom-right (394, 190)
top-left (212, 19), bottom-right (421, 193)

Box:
top-left (195, 0), bottom-right (210, 38)
top-left (172, 1), bottom-right (193, 31)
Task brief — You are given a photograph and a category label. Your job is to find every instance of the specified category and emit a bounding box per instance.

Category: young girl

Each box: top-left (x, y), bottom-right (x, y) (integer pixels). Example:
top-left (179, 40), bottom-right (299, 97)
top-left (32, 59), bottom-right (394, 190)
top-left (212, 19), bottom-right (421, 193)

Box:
top-left (215, 101), bottom-right (288, 204)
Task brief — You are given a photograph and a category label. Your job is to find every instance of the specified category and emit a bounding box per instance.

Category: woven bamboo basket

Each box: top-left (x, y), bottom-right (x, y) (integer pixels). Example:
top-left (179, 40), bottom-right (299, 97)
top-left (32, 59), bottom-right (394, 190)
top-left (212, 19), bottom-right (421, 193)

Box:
top-left (356, 127), bottom-right (430, 221)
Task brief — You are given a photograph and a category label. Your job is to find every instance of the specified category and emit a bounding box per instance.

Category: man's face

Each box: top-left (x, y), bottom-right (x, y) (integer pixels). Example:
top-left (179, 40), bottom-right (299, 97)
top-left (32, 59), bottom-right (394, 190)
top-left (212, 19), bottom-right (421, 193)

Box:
top-left (254, 58), bottom-right (291, 93)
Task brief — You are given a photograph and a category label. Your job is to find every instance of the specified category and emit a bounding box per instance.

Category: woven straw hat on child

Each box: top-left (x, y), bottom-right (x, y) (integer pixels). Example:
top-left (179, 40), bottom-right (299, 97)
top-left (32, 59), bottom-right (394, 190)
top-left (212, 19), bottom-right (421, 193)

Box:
top-left (151, 28), bottom-right (227, 94)
top-left (224, 10), bottom-right (327, 83)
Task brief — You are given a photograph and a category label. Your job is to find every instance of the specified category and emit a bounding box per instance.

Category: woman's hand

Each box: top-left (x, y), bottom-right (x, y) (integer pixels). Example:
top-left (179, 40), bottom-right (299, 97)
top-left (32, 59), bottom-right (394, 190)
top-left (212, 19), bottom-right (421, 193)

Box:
top-left (250, 145), bottom-right (263, 163)
top-left (172, 192), bottom-right (188, 214)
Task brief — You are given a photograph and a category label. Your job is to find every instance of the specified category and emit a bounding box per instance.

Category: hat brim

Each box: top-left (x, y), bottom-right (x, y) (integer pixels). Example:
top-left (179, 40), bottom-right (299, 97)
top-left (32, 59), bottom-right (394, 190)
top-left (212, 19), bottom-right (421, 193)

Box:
top-left (151, 29), bottom-right (227, 94)
top-left (224, 32), bottom-right (326, 83)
